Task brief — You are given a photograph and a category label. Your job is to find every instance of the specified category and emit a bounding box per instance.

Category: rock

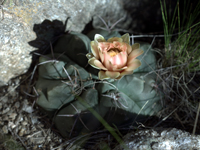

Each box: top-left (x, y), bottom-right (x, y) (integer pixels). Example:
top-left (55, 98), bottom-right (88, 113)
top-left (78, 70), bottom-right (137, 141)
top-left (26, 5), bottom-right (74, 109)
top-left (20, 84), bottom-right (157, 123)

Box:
top-left (0, 95), bottom-right (8, 103)
top-left (2, 116), bottom-right (8, 121)
top-left (22, 99), bottom-right (34, 113)
top-left (22, 105), bottom-right (34, 114)
top-left (2, 125), bottom-right (8, 134)
top-left (7, 86), bottom-right (17, 97)
top-left (30, 115), bottom-right (38, 125)
top-left (9, 113), bottom-right (17, 121)
top-left (0, 0), bottom-right (131, 86)
top-left (8, 121), bottom-right (16, 129)
top-left (0, 12), bottom-right (35, 86)
top-left (114, 128), bottom-right (200, 150)
top-left (21, 121), bottom-right (28, 126)
top-left (18, 128), bottom-right (25, 136)
top-left (14, 114), bottom-right (23, 125)
top-left (14, 101), bottom-right (20, 109)
top-left (0, 120), bottom-right (4, 126)
top-left (2, 107), bottom-right (10, 114)
top-left (92, 0), bottom-right (131, 31)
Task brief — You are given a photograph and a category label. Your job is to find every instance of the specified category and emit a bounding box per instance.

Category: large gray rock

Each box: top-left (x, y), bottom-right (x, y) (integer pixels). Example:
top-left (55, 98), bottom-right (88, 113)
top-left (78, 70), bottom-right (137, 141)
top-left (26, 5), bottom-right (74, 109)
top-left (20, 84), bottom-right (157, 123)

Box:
top-left (0, 12), bottom-right (35, 86)
top-left (114, 128), bottom-right (200, 150)
top-left (0, 0), bottom-right (131, 86)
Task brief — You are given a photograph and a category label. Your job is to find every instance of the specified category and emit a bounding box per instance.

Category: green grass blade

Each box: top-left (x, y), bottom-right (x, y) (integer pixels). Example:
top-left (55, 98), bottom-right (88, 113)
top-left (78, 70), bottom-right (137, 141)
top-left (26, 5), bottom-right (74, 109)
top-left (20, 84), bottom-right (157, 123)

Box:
top-left (76, 95), bottom-right (129, 150)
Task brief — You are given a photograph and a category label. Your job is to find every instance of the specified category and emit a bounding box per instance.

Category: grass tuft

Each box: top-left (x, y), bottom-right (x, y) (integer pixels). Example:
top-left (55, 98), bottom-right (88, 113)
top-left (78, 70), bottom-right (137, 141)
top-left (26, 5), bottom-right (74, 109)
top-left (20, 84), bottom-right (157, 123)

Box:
top-left (159, 0), bottom-right (200, 133)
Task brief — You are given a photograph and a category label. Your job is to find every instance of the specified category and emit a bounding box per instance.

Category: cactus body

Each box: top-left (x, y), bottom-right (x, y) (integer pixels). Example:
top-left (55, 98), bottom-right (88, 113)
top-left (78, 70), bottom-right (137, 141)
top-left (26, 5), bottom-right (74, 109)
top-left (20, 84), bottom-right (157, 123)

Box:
top-left (34, 30), bottom-right (163, 138)
top-left (54, 88), bottom-right (101, 138)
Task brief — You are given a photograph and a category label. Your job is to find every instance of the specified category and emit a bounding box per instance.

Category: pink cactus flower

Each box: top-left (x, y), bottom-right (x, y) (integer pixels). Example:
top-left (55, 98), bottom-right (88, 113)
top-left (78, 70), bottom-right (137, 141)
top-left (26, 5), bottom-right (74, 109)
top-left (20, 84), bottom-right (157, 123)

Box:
top-left (86, 33), bottom-right (144, 79)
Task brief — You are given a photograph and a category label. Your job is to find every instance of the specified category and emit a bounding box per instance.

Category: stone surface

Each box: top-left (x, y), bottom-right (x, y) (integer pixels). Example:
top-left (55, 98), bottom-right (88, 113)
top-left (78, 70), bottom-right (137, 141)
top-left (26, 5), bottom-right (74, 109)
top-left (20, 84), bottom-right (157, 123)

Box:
top-left (92, 0), bottom-right (131, 31)
top-left (114, 128), bottom-right (200, 150)
top-left (0, 0), bottom-right (131, 86)
top-left (0, 12), bottom-right (35, 86)
top-left (2, 125), bottom-right (8, 134)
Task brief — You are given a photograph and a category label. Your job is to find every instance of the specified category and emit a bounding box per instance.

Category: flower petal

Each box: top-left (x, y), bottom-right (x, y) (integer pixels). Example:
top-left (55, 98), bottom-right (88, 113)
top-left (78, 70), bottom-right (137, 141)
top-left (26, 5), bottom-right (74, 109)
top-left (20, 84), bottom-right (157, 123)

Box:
top-left (113, 41), bottom-right (131, 55)
top-left (125, 59), bottom-right (142, 71)
top-left (103, 60), bottom-right (113, 71)
top-left (115, 76), bottom-right (123, 80)
top-left (116, 71), bottom-right (133, 79)
top-left (86, 53), bottom-right (94, 59)
top-left (132, 43), bottom-right (140, 50)
top-left (127, 48), bottom-right (144, 62)
top-left (125, 43), bottom-right (132, 54)
top-left (98, 71), bottom-right (110, 80)
top-left (107, 37), bottom-right (123, 43)
top-left (101, 52), bottom-right (113, 71)
top-left (98, 49), bottom-right (105, 63)
top-left (110, 51), bottom-right (127, 69)
top-left (113, 41), bottom-right (122, 49)
top-left (112, 66), bottom-right (128, 71)
top-left (90, 41), bottom-right (100, 59)
top-left (105, 71), bottom-right (120, 79)
top-left (121, 33), bottom-right (130, 44)
top-left (120, 71), bottom-right (133, 76)
top-left (98, 42), bottom-right (114, 52)
top-left (112, 41), bottom-right (125, 51)
top-left (95, 34), bottom-right (106, 43)
top-left (88, 57), bottom-right (107, 70)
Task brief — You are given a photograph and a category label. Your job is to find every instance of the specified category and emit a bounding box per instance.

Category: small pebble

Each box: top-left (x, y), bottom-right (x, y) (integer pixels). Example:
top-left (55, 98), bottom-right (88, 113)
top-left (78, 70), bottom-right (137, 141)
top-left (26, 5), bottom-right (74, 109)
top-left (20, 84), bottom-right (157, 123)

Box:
top-left (9, 113), bottom-right (17, 120)
top-left (33, 145), bottom-right (38, 150)
top-left (14, 114), bottom-right (23, 125)
top-left (2, 125), bottom-right (8, 134)
top-left (0, 103), bottom-right (2, 109)
top-left (1, 96), bottom-right (8, 103)
top-left (2, 107), bottom-right (10, 114)
top-left (7, 86), bottom-right (16, 97)
top-left (14, 101), bottom-right (20, 108)
top-left (22, 121), bottom-right (28, 126)
top-left (31, 116), bottom-right (38, 124)
top-left (19, 128), bottom-right (25, 136)
top-left (14, 78), bottom-right (20, 85)
top-left (8, 121), bottom-right (16, 129)
top-left (3, 116), bottom-right (9, 121)
top-left (0, 121), bottom-right (4, 126)
top-left (23, 106), bottom-right (34, 113)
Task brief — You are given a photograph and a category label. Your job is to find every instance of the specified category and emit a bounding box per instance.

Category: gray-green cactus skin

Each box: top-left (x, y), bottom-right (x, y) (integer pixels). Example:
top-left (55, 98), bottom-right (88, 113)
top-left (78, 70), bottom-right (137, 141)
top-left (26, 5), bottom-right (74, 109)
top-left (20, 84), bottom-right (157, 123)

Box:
top-left (35, 30), bottom-right (163, 138)
top-left (54, 88), bottom-right (103, 137)
top-left (36, 53), bottom-right (94, 117)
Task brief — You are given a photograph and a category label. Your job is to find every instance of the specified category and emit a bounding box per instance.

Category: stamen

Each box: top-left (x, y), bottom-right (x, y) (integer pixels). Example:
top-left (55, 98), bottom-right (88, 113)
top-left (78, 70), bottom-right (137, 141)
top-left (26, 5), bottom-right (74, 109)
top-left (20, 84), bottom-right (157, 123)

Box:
top-left (108, 48), bottom-right (121, 57)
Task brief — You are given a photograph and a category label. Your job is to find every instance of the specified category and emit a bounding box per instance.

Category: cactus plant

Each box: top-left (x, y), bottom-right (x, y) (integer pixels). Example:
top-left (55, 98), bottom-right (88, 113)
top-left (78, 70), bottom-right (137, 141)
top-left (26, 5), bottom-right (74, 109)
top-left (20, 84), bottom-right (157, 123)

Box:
top-left (53, 31), bottom-right (91, 68)
top-left (54, 88), bottom-right (101, 138)
top-left (36, 53), bottom-right (94, 117)
top-left (34, 30), bottom-right (163, 138)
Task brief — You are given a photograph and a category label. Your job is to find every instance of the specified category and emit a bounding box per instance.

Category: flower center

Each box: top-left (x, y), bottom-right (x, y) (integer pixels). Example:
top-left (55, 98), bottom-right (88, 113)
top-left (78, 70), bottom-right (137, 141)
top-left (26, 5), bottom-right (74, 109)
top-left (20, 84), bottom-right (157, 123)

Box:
top-left (107, 48), bottom-right (121, 57)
